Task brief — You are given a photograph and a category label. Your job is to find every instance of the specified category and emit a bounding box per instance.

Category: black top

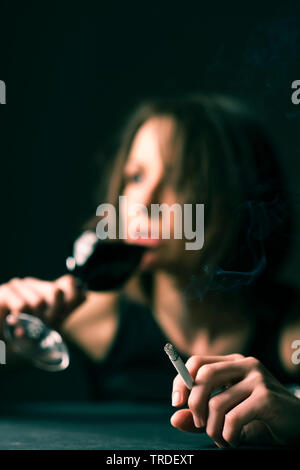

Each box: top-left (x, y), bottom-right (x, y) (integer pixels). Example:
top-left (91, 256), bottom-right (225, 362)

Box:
top-left (85, 294), bottom-right (189, 403)
top-left (85, 283), bottom-right (300, 402)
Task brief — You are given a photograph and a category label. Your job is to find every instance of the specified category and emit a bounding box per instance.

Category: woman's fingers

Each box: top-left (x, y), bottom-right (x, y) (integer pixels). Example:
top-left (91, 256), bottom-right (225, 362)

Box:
top-left (172, 354), bottom-right (263, 432)
top-left (239, 420), bottom-right (275, 446)
top-left (21, 278), bottom-right (65, 323)
top-left (221, 391), bottom-right (259, 447)
top-left (0, 275), bottom-right (87, 331)
top-left (50, 275), bottom-right (86, 325)
top-left (0, 283), bottom-right (29, 315)
top-left (170, 409), bottom-right (205, 434)
top-left (172, 353), bottom-right (244, 409)
top-left (8, 278), bottom-right (47, 315)
top-left (188, 360), bottom-right (247, 428)
top-left (206, 378), bottom-right (253, 447)
top-left (55, 275), bottom-right (86, 310)
top-left (24, 276), bottom-right (85, 326)
top-left (170, 386), bottom-right (268, 448)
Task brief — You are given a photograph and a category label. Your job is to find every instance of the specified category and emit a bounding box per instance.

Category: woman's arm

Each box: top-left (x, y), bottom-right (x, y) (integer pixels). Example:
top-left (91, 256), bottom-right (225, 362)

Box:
top-left (61, 290), bottom-right (119, 361)
top-left (0, 275), bottom-right (119, 367)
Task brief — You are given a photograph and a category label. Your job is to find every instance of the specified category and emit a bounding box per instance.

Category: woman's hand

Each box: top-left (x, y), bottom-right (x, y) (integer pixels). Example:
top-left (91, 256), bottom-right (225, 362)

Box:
top-left (0, 275), bottom-right (86, 333)
top-left (170, 354), bottom-right (300, 448)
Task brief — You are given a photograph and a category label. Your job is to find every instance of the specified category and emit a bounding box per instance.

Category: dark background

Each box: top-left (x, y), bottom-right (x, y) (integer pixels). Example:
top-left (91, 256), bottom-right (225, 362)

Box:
top-left (1, 1), bottom-right (300, 288)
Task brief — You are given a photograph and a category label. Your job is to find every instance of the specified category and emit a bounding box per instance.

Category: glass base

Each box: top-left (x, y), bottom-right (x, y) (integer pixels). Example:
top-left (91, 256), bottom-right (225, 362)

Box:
top-left (4, 313), bottom-right (69, 372)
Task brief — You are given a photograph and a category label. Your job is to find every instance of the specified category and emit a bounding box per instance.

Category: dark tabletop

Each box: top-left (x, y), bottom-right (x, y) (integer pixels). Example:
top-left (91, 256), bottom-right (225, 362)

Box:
top-left (0, 401), bottom-right (216, 450)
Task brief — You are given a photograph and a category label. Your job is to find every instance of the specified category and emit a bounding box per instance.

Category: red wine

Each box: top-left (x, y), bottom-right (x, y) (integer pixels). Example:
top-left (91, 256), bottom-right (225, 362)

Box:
top-left (66, 231), bottom-right (147, 291)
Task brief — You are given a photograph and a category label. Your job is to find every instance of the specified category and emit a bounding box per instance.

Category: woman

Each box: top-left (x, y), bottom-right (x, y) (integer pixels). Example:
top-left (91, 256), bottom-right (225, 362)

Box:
top-left (0, 94), bottom-right (299, 447)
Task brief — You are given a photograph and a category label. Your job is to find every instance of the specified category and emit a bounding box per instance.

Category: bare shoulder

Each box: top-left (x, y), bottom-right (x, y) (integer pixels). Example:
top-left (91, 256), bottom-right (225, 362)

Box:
top-left (61, 291), bottom-right (119, 361)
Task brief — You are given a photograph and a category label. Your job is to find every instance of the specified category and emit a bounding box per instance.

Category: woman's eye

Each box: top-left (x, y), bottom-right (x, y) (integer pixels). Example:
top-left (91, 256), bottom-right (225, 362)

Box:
top-left (125, 172), bottom-right (143, 183)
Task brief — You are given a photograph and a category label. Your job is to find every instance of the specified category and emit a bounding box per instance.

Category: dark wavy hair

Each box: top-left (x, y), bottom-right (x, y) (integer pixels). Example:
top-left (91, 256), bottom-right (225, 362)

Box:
top-left (84, 93), bottom-right (294, 304)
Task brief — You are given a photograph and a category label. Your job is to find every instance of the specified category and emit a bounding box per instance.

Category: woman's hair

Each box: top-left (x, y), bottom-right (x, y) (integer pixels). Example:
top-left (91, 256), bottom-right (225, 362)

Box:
top-left (84, 93), bottom-right (294, 301)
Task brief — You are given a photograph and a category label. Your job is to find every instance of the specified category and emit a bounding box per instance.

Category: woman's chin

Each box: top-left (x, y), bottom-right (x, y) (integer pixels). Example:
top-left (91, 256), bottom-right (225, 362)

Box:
top-left (139, 249), bottom-right (178, 273)
top-left (135, 240), bottom-right (186, 273)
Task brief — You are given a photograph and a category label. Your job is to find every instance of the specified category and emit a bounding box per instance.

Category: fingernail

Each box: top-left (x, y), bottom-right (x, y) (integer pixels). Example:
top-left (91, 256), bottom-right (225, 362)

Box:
top-left (6, 314), bottom-right (18, 325)
top-left (195, 416), bottom-right (206, 429)
top-left (193, 417), bottom-right (202, 428)
top-left (172, 391), bottom-right (181, 406)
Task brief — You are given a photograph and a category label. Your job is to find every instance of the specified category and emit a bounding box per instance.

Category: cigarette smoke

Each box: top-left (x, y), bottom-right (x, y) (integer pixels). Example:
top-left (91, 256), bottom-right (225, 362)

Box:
top-left (183, 193), bottom-right (289, 301)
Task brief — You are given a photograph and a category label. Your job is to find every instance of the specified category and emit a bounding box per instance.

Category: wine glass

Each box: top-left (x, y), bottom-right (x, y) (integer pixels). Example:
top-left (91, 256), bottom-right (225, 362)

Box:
top-left (3, 231), bottom-right (147, 371)
top-left (4, 312), bottom-right (69, 371)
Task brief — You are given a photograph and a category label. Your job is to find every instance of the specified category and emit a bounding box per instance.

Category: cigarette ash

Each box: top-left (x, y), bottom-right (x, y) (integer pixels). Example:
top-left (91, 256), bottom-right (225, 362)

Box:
top-left (164, 343), bottom-right (179, 361)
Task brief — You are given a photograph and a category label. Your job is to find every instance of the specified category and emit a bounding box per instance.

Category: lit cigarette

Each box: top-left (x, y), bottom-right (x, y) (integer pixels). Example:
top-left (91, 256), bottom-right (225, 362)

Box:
top-left (164, 343), bottom-right (194, 390)
top-left (165, 342), bottom-right (229, 399)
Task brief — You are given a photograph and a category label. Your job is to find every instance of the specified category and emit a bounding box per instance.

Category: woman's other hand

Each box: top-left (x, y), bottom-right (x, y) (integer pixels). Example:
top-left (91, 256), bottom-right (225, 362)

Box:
top-left (0, 275), bottom-right (86, 333)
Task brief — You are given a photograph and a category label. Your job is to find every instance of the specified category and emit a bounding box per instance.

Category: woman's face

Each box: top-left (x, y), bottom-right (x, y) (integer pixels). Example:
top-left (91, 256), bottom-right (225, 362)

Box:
top-left (121, 116), bottom-right (199, 274)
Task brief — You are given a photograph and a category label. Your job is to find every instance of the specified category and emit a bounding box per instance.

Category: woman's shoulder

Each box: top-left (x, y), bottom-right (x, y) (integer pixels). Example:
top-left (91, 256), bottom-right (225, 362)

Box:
top-left (246, 280), bottom-right (300, 382)
top-left (276, 284), bottom-right (300, 379)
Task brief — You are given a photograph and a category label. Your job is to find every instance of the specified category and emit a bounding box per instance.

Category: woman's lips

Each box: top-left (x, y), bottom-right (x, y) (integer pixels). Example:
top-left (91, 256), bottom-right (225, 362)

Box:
top-left (127, 236), bottom-right (161, 247)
